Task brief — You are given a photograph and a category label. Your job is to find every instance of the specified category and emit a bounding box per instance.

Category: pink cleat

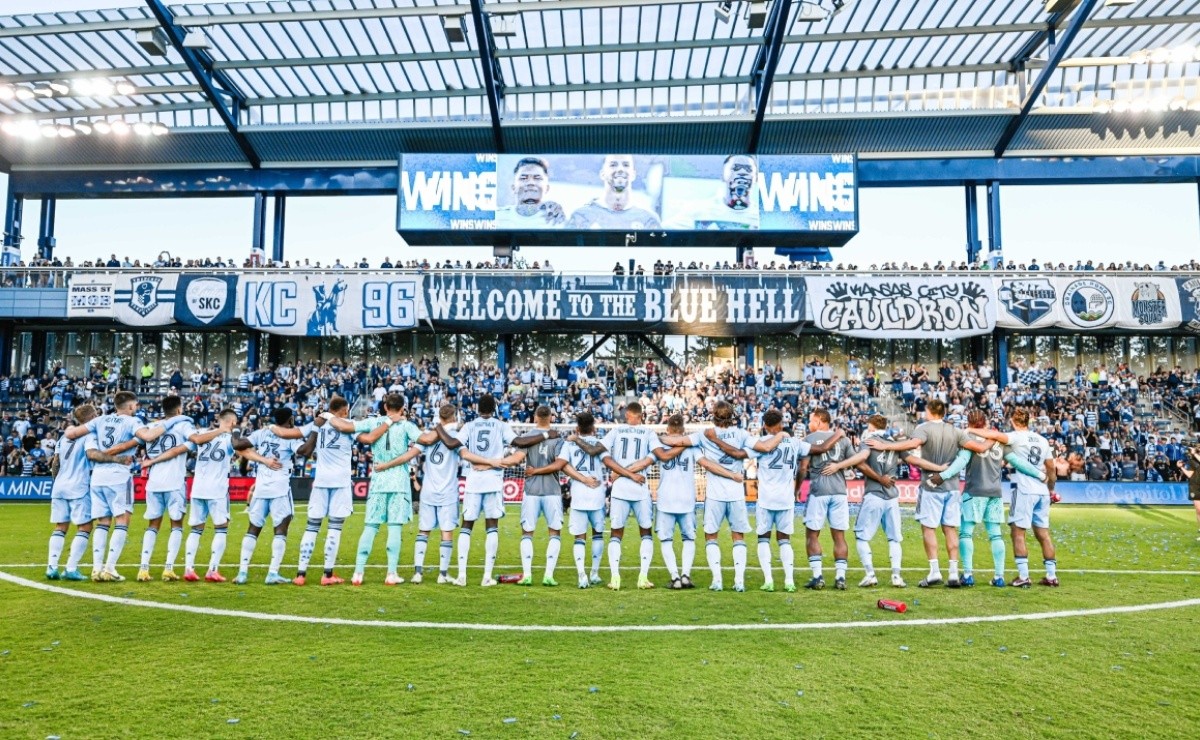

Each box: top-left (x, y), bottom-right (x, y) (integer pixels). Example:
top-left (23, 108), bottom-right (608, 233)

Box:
top-left (320, 574), bottom-right (345, 586)
top-left (183, 570), bottom-right (201, 582)
top-left (293, 575), bottom-right (306, 587)
top-left (204, 571), bottom-right (227, 583)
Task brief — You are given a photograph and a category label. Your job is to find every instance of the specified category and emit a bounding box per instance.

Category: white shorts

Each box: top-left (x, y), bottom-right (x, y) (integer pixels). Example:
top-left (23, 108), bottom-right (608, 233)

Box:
top-left (309, 486), bottom-right (354, 520)
top-left (51, 496), bottom-right (92, 526)
top-left (610, 498), bottom-right (653, 530)
top-left (855, 495), bottom-right (903, 542)
top-left (418, 501), bottom-right (460, 532)
top-left (145, 488), bottom-right (187, 522)
top-left (463, 491), bottom-right (505, 522)
top-left (569, 508), bottom-right (606, 537)
top-left (916, 490), bottom-right (961, 529)
top-left (1009, 492), bottom-right (1051, 530)
top-left (804, 496), bottom-right (849, 532)
top-left (656, 511), bottom-right (697, 542)
top-left (247, 494), bottom-right (294, 528)
top-left (520, 495), bottom-right (564, 532)
top-left (704, 500), bottom-right (752, 535)
top-left (189, 497), bottom-right (231, 527)
top-left (755, 507), bottom-right (795, 537)
top-left (91, 483), bottom-right (133, 519)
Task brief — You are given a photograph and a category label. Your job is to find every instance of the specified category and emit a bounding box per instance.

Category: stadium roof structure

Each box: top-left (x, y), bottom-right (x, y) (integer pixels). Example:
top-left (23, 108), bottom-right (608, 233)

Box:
top-left (0, 0), bottom-right (1199, 172)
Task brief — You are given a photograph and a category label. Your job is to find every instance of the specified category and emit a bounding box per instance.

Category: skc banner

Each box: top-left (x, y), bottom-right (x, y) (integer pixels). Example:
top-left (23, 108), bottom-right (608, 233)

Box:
top-left (806, 276), bottom-right (995, 339)
top-left (237, 273), bottom-right (421, 336)
top-left (996, 277), bottom-right (1060, 330)
top-left (66, 275), bottom-right (115, 318)
top-left (113, 273), bottom-right (178, 326)
top-left (1177, 277), bottom-right (1200, 333)
top-left (423, 273), bottom-right (806, 335)
top-left (175, 274), bottom-right (238, 327)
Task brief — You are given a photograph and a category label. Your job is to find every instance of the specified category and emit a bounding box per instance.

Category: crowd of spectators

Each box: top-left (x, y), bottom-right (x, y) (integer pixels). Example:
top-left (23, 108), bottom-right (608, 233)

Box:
top-left (2, 353), bottom-right (1196, 485)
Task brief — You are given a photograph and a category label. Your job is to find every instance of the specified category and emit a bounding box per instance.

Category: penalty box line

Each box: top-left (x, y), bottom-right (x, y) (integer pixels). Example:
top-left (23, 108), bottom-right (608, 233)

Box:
top-left (1, 570), bottom-right (1198, 633)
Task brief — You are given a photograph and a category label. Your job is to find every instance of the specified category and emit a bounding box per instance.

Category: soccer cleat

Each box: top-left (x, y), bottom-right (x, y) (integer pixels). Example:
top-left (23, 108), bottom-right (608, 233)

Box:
top-left (947, 578), bottom-right (961, 589)
top-left (100, 569), bottom-right (125, 582)
top-left (453, 577), bottom-right (468, 587)
top-left (858, 575), bottom-right (879, 588)
top-left (481, 577), bottom-right (499, 587)
top-left (783, 582), bottom-right (797, 593)
top-left (542, 576), bottom-right (558, 587)
top-left (1010, 577), bottom-right (1032, 588)
top-left (670, 577), bottom-right (684, 590)
top-left (351, 573), bottom-right (364, 586)
top-left (436, 575), bottom-right (452, 585)
top-left (183, 569), bottom-right (200, 582)
top-left (805, 576), bottom-right (825, 590)
top-left (578, 576), bottom-right (590, 589)
top-left (834, 577), bottom-right (847, 591)
top-left (91, 569), bottom-right (104, 582)
top-left (517, 576), bottom-right (534, 586)
top-left (264, 572), bottom-right (289, 585)
top-left (709, 581), bottom-right (724, 592)
top-left (891, 574), bottom-right (907, 588)
top-left (990, 576), bottom-right (1007, 588)
top-left (63, 570), bottom-right (87, 582)
top-left (680, 575), bottom-right (695, 590)
top-left (960, 574), bottom-right (976, 588)
top-left (45, 567), bottom-right (60, 581)
top-left (292, 575), bottom-right (307, 587)
top-left (384, 573), bottom-right (405, 586)
top-left (589, 574), bottom-right (602, 586)
top-left (918, 576), bottom-right (943, 588)
top-left (233, 571), bottom-right (249, 585)
top-left (637, 577), bottom-right (654, 590)
top-left (607, 574), bottom-right (622, 591)
top-left (1038, 576), bottom-right (1060, 587)
top-left (204, 571), bottom-right (226, 583)
top-left (410, 572), bottom-right (423, 585)
top-left (161, 569), bottom-right (180, 582)
top-left (136, 568), bottom-right (152, 583)
top-left (760, 581), bottom-right (775, 593)
top-left (733, 582), bottom-right (746, 593)
top-left (320, 574), bottom-right (344, 586)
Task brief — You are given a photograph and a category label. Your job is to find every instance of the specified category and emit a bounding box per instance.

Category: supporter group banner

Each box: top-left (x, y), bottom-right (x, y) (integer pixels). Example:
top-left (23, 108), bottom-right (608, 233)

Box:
top-left (1178, 276), bottom-right (1200, 333)
top-left (65, 275), bottom-right (115, 318)
top-left (806, 275), bottom-right (996, 339)
top-left (113, 273), bottom-right (178, 326)
top-left (996, 275), bottom-right (1184, 332)
top-left (235, 272), bottom-right (422, 336)
top-left (423, 272), bottom-right (806, 335)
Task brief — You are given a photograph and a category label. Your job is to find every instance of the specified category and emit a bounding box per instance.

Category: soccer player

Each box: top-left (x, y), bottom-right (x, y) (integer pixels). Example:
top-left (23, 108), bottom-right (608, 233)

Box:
top-left (437, 395), bottom-right (519, 587)
top-left (751, 409), bottom-right (810, 593)
top-left (507, 406), bottom-right (570, 586)
top-left (664, 154), bottom-right (760, 230)
top-left (557, 412), bottom-right (634, 589)
top-left (865, 398), bottom-right (992, 588)
top-left (970, 408), bottom-right (1060, 587)
top-left (929, 409), bottom-right (1049, 587)
top-left (495, 157), bottom-right (566, 229)
top-left (62, 390), bottom-right (182, 582)
top-left (231, 407), bottom-right (314, 585)
top-left (46, 405), bottom-right (130, 581)
top-left (1180, 445), bottom-right (1200, 539)
top-left (272, 396), bottom-right (357, 586)
top-left (654, 414), bottom-right (744, 590)
top-left (331, 394), bottom-right (421, 586)
top-left (401, 405), bottom-right (466, 584)
top-left (660, 401), bottom-right (795, 592)
top-left (566, 154), bottom-right (662, 230)
top-left (137, 395), bottom-right (195, 582)
top-left (819, 415), bottom-right (931, 589)
top-left (796, 408), bottom-right (857, 590)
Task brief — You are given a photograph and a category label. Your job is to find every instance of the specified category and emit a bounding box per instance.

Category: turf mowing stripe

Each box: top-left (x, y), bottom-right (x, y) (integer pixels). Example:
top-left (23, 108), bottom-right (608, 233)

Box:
top-left (2, 570), bottom-right (1198, 633)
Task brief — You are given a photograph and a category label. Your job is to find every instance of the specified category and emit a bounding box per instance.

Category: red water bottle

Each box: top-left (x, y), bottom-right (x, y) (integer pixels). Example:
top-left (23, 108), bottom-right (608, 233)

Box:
top-left (498, 574), bottom-right (522, 584)
top-left (878, 599), bottom-right (907, 613)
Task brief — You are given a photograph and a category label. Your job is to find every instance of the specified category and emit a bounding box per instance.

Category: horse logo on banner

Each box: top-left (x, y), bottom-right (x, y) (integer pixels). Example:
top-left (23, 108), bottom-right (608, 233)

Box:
top-left (307, 280), bottom-right (347, 336)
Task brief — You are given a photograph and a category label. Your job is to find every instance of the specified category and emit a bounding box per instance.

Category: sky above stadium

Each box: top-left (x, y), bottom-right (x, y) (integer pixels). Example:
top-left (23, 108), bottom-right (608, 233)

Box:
top-left (3, 0), bottom-right (1199, 271)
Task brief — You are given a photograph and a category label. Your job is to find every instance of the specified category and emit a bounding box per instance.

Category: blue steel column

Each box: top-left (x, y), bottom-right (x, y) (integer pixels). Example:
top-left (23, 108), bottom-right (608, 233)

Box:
top-left (740, 337), bottom-right (756, 369)
top-left (0, 323), bottom-right (13, 376)
top-left (272, 195), bottom-right (286, 263)
top-left (36, 197), bottom-right (57, 261)
top-left (497, 335), bottom-right (513, 372)
top-left (986, 181), bottom-right (1003, 269)
top-left (252, 193), bottom-right (267, 262)
top-left (2, 187), bottom-right (23, 266)
top-left (994, 332), bottom-right (1010, 390)
top-left (964, 185), bottom-right (981, 264)
top-left (245, 332), bottom-right (260, 371)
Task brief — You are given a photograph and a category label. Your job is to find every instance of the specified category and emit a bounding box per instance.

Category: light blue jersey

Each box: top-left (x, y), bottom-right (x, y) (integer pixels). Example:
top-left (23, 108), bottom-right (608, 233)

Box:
top-left (145, 417), bottom-right (195, 492)
top-left (191, 433), bottom-right (234, 500)
top-left (416, 437), bottom-right (461, 507)
top-left (247, 428), bottom-right (303, 499)
top-left (84, 414), bottom-right (148, 487)
top-left (305, 422), bottom-right (355, 489)
top-left (689, 428), bottom-right (758, 503)
top-left (756, 437), bottom-right (809, 510)
top-left (51, 434), bottom-right (97, 501)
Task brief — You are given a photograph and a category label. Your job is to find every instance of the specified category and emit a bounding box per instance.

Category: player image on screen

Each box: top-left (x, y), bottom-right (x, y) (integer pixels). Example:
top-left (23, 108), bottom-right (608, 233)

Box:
top-left (494, 157), bottom-right (566, 229)
top-left (665, 154), bottom-right (761, 231)
top-left (566, 154), bottom-right (662, 230)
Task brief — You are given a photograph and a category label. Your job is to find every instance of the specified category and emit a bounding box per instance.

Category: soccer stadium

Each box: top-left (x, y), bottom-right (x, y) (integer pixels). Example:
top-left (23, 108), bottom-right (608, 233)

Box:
top-left (3, 0), bottom-right (1200, 737)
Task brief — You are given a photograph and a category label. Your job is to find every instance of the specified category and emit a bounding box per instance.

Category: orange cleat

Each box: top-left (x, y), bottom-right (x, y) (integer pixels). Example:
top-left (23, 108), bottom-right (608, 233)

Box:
top-left (293, 575), bottom-right (306, 587)
top-left (320, 574), bottom-right (345, 586)
top-left (204, 571), bottom-right (227, 583)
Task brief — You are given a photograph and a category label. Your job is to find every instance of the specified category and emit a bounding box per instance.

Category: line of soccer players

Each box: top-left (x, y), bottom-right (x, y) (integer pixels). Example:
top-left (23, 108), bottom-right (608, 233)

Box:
top-left (45, 392), bottom-right (1060, 591)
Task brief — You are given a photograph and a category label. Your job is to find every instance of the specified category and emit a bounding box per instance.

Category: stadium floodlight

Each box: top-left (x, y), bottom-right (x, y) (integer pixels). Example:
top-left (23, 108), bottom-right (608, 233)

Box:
top-left (0, 84), bottom-right (14, 101)
top-left (714, 1), bottom-right (734, 24)
top-left (40, 124), bottom-right (59, 138)
top-left (56, 124), bottom-right (76, 138)
top-left (132, 121), bottom-right (153, 136)
top-left (109, 119), bottom-right (130, 136)
top-left (182, 30), bottom-right (211, 49)
top-left (136, 27), bottom-right (170, 56)
top-left (151, 122), bottom-right (169, 136)
top-left (14, 86), bottom-right (35, 100)
top-left (114, 80), bottom-right (137, 96)
top-left (490, 13), bottom-right (518, 37)
top-left (830, 0), bottom-right (853, 17)
top-left (443, 14), bottom-right (467, 44)
top-left (92, 120), bottom-right (112, 134)
top-left (747, 1), bottom-right (768, 29)
top-left (72, 120), bottom-right (93, 135)
top-left (33, 80), bottom-right (69, 97)
top-left (796, 2), bottom-right (829, 22)
top-left (0, 120), bottom-right (20, 135)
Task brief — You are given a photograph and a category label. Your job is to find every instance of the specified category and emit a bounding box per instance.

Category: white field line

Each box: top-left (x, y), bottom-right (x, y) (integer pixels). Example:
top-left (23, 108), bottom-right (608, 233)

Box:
top-left (1, 570), bottom-right (1197, 633)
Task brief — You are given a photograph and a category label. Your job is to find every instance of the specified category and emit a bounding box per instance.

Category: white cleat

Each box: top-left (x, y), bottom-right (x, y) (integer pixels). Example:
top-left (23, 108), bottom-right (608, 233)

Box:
top-left (480, 577), bottom-right (498, 587)
top-left (410, 572), bottom-right (423, 585)
top-left (578, 576), bottom-right (591, 589)
top-left (891, 574), bottom-right (908, 588)
top-left (859, 575), bottom-right (879, 588)
top-left (436, 574), bottom-right (451, 585)
top-left (453, 576), bottom-right (468, 587)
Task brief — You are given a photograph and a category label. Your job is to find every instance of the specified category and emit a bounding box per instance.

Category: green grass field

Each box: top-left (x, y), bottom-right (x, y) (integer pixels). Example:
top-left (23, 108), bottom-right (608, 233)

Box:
top-left (2, 502), bottom-right (1199, 739)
